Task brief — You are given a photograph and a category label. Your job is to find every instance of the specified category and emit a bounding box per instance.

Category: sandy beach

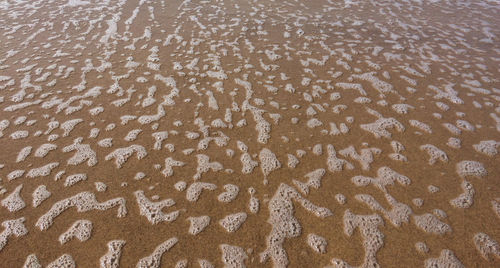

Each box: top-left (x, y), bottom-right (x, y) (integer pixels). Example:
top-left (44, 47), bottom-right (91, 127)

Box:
top-left (0, 0), bottom-right (499, 267)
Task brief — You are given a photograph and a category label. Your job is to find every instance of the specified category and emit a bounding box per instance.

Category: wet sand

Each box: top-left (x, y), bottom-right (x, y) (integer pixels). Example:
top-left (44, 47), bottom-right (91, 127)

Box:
top-left (0, 0), bottom-right (500, 267)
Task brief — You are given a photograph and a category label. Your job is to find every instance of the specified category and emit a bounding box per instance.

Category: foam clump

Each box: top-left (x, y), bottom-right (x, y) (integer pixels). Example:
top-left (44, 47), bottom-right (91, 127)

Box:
top-left (136, 237), bottom-right (178, 268)
top-left (29, 186), bottom-right (49, 209)
top-left (59, 219), bottom-right (93, 244)
top-left (89, 128), bottom-right (100, 139)
top-left (62, 138), bottom-right (97, 166)
top-left (89, 107), bottom-right (104, 116)
top-left (219, 212), bottom-right (247, 232)
top-left (292, 169), bottom-right (325, 195)
top-left (339, 146), bottom-right (381, 171)
top-left (456, 161), bottom-right (487, 179)
top-left (413, 198), bottom-right (424, 207)
top-left (34, 143), bottom-right (57, 157)
top-left (442, 123), bottom-right (462, 135)
top-left (244, 105), bottom-right (271, 144)
top-left (307, 118), bottom-right (323, 128)
top-left (16, 146), bottom-right (32, 162)
top-left (420, 144), bottom-right (448, 165)
top-left (64, 173), bottom-right (87, 187)
top-left (428, 84), bottom-right (464, 105)
top-left (0, 120), bottom-right (10, 136)
top-left (307, 233), bottom-right (327, 254)
top-left (260, 183), bottom-right (332, 267)
top-left (287, 154), bottom-right (299, 168)
top-left (355, 193), bottom-right (412, 227)
top-left (312, 144), bottom-right (323, 155)
top-left (329, 122), bottom-right (350, 136)
top-left (47, 134), bottom-right (59, 142)
top-left (415, 242), bottom-right (429, 253)
top-left (473, 232), bottom-right (500, 260)
top-left (351, 72), bottom-right (394, 94)
top-left (105, 145), bottom-right (147, 168)
top-left (0, 217), bottom-right (28, 251)
top-left (259, 148), bottom-right (281, 177)
top-left (164, 143), bottom-right (175, 152)
top-left (67, 0), bottom-right (90, 7)
top-left (10, 130), bottom-right (29, 139)
top-left (428, 185), bottom-right (440, 193)
top-left (152, 131), bottom-right (169, 150)
top-left (326, 210), bottom-right (384, 268)
top-left (162, 157), bottom-right (185, 177)
top-left (47, 254), bottom-right (76, 268)
top-left (124, 129), bottom-right (142, 141)
top-left (134, 172), bottom-right (146, 181)
top-left (424, 249), bottom-right (464, 268)
top-left (98, 138), bottom-right (113, 148)
top-left (185, 131), bottom-right (199, 140)
top-left (354, 96), bottom-right (372, 104)
top-left (220, 244), bottom-right (248, 268)
top-left (326, 144), bottom-right (353, 172)
top-left (456, 119), bottom-right (475, 132)
top-left (211, 118), bottom-right (227, 128)
top-left (447, 137), bottom-right (461, 149)
top-left (240, 151), bottom-right (258, 174)
top-left (335, 82), bottom-right (367, 96)
top-left (36, 192), bottom-right (127, 230)
top-left (248, 187), bottom-right (260, 214)
top-left (23, 254), bottom-right (41, 268)
top-left (352, 166), bottom-right (410, 190)
top-left (60, 118), bottom-right (83, 137)
top-left (335, 194), bottom-right (346, 204)
top-left (1, 184), bottom-right (25, 212)
top-left (218, 184), bottom-right (239, 203)
top-left (193, 154), bottom-right (223, 180)
top-left (433, 209), bottom-right (447, 219)
top-left (95, 182), bottom-right (107, 192)
top-left (473, 140), bottom-right (499, 157)
top-left (360, 109), bottom-right (405, 139)
top-left (492, 199), bottom-right (500, 219)
top-left (389, 141), bottom-right (407, 162)
top-left (135, 191), bottom-right (178, 224)
top-left (174, 181), bottom-right (187, 191)
top-left (391, 103), bottom-right (414, 114)
top-left (409, 119), bottom-right (432, 134)
top-left (7, 170), bottom-right (25, 181)
top-left (187, 216), bottom-right (210, 235)
top-left (413, 213), bottom-right (451, 235)
top-left (450, 180), bottom-right (474, 209)
top-left (26, 162), bottom-right (59, 178)
top-left (100, 240), bottom-right (126, 268)
top-left (186, 182), bottom-right (217, 202)
top-left (198, 259), bottom-right (214, 268)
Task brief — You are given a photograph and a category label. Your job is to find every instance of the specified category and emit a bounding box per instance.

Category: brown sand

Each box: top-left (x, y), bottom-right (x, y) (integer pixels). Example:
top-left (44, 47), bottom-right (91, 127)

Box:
top-left (0, 0), bottom-right (500, 267)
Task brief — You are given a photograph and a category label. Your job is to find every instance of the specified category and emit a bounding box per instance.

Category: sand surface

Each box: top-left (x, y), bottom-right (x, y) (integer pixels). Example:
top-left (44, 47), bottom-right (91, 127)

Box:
top-left (0, 0), bottom-right (500, 267)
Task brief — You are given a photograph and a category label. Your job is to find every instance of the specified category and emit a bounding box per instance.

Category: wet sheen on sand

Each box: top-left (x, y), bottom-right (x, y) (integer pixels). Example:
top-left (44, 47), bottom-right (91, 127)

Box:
top-left (0, 0), bottom-right (500, 267)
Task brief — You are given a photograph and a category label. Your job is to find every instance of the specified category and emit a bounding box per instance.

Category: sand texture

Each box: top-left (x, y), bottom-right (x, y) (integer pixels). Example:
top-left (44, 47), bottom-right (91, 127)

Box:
top-left (0, 0), bottom-right (500, 267)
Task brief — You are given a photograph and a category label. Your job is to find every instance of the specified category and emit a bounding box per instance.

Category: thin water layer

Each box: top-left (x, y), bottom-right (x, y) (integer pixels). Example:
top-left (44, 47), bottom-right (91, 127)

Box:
top-left (0, 0), bottom-right (499, 267)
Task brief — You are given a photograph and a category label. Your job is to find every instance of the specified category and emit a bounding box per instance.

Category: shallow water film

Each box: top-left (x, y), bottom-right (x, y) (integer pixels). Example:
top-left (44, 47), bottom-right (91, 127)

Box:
top-left (0, 0), bottom-right (500, 267)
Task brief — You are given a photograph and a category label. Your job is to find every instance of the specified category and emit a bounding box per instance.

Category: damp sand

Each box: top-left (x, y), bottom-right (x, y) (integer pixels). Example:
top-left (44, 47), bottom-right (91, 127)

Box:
top-left (0, 0), bottom-right (500, 267)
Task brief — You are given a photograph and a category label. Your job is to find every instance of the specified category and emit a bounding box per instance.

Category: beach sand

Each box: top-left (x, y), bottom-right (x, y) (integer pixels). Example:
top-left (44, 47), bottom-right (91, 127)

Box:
top-left (0, 0), bottom-right (499, 267)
